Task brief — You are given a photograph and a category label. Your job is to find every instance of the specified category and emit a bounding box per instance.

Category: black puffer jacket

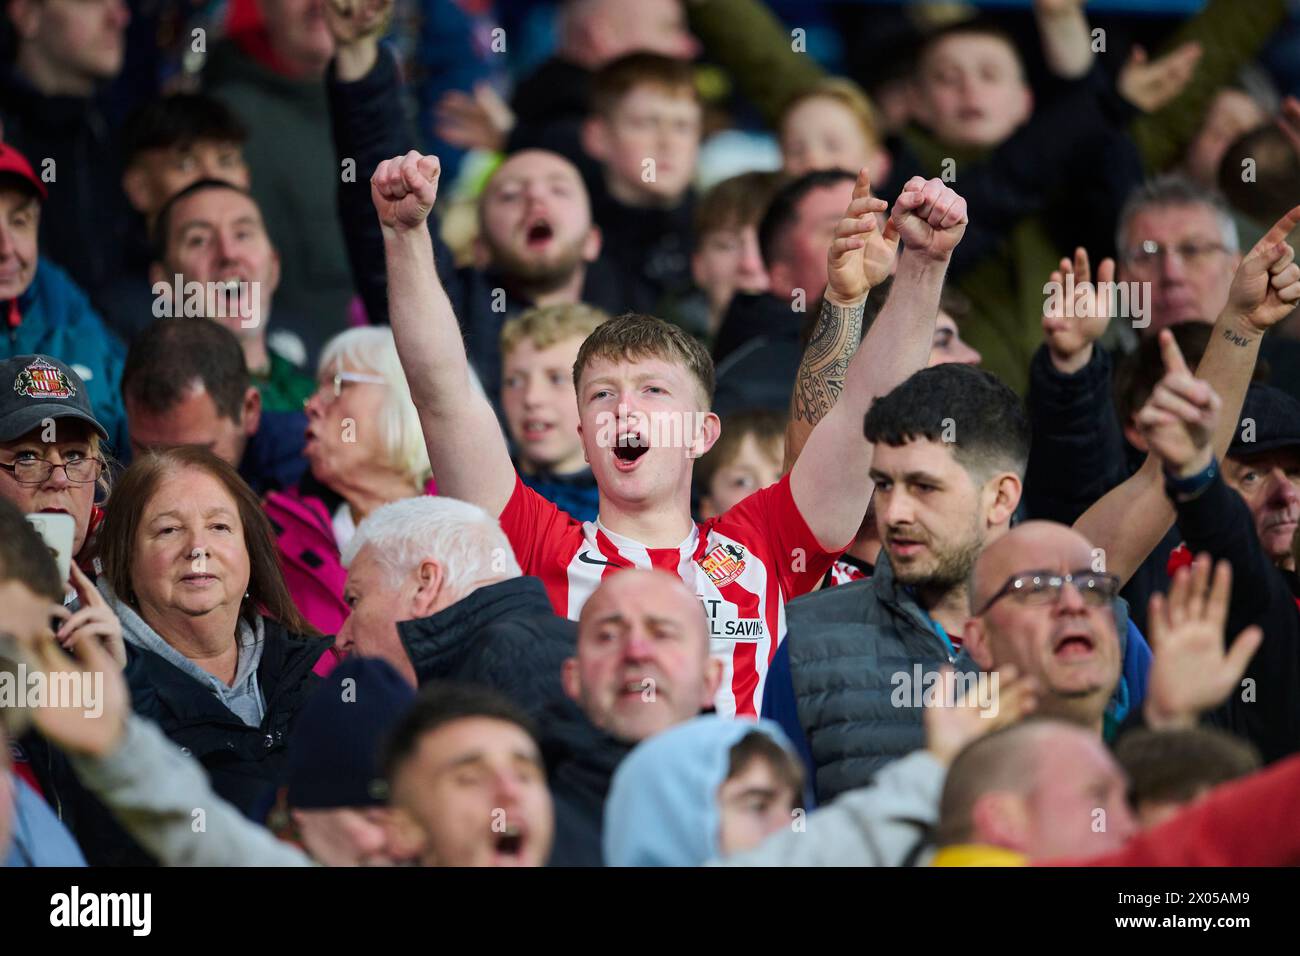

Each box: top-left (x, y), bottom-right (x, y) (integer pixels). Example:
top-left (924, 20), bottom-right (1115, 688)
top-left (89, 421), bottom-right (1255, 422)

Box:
top-left (399, 576), bottom-right (575, 718)
top-left (539, 698), bottom-right (632, 867)
top-left (124, 617), bottom-right (326, 818)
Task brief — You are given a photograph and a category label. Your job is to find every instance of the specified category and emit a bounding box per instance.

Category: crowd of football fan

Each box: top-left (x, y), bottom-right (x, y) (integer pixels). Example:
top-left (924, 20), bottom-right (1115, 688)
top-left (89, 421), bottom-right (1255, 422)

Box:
top-left (1, 0), bottom-right (1299, 868)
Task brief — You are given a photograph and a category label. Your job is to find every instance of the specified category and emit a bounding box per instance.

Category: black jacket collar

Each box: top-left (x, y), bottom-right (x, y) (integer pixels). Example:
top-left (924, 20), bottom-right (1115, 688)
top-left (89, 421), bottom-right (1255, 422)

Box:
top-left (125, 617), bottom-right (325, 731)
top-left (398, 577), bottom-right (556, 665)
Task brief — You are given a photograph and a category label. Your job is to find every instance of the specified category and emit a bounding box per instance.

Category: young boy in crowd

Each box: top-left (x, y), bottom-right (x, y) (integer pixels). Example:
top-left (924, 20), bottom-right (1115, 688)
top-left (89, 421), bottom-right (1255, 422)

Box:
top-left (603, 716), bottom-right (804, 866)
top-left (694, 409), bottom-right (785, 521)
top-left (690, 170), bottom-right (782, 340)
top-left (501, 304), bottom-right (609, 522)
top-left (581, 53), bottom-right (703, 326)
top-left (121, 94), bottom-right (252, 227)
top-left (779, 78), bottom-right (891, 186)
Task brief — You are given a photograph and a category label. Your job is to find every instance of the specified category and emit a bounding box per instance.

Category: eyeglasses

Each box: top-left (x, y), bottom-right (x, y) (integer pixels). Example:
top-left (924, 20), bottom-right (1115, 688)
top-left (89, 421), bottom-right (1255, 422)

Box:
top-left (1122, 239), bottom-right (1230, 271)
top-left (309, 370), bottom-right (389, 406)
top-left (976, 569), bottom-right (1120, 616)
top-left (0, 456), bottom-right (105, 485)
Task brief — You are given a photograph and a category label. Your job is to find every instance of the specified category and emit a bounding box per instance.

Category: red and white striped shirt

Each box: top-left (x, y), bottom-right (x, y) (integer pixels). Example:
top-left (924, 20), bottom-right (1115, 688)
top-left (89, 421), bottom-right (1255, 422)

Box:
top-left (499, 472), bottom-right (836, 717)
top-left (825, 556), bottom-right (871, 587)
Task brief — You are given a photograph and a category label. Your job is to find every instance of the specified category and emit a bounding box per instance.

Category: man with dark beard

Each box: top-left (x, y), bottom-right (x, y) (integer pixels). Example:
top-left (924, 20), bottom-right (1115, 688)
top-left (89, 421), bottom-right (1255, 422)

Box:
top-left (458, 149), bottom-right (623, 401)
top-left (323, 11), bottom-right (624, 404)
top-left (762, 364), bottom-right (1147, 802)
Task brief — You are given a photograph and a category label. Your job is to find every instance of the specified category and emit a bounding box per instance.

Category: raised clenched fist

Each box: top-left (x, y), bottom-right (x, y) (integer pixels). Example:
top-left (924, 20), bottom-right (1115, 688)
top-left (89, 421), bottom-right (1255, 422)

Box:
top-left (371, 151), bottom-right (441, 235)
top-left (890, 177), bottom-right (968, 263)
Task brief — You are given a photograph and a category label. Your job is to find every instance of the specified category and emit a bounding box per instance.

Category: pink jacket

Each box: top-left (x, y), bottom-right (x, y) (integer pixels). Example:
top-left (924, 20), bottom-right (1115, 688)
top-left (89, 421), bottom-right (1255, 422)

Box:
top-left (265, 479), bottom-right (437, 677)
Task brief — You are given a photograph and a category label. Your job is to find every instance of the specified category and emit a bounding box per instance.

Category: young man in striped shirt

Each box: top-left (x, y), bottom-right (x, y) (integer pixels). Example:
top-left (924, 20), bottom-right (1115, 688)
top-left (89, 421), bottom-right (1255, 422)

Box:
top-left (374, 153), bottom-right (967, 716)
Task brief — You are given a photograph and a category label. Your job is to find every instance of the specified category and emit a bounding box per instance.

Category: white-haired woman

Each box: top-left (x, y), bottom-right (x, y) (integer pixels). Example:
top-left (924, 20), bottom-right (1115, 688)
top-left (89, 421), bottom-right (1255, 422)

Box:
top-left (265, 327), bottom-right (435, 662)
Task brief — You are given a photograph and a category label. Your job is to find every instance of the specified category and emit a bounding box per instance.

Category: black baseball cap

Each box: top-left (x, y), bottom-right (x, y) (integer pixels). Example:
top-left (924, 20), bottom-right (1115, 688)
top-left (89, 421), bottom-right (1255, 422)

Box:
top-left (1228, 383), bottom-right (1300, 459)
top-left (0, 354), bottom-right (107, 443)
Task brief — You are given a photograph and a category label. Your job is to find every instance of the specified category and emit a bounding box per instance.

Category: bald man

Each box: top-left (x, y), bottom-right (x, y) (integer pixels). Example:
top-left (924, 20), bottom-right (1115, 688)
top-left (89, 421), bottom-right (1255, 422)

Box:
top-left (931, 717), bottom-right (1300, 867)
top-left (962, 521), bottom-right (1124, 734)
top-left (962, 520), bottom-right (1252, 743)
top-left (931, 720), bottom-right (1136, 865)
top-left (564, 567), bottom-right (722, 743)
top-left (552, 567), bottom-right (720, 864)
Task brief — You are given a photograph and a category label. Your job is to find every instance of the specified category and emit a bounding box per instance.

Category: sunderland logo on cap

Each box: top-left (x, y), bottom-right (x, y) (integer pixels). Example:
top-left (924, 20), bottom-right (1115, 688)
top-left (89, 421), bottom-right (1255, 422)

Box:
top-left (14, 357), bottom-right (75, 400)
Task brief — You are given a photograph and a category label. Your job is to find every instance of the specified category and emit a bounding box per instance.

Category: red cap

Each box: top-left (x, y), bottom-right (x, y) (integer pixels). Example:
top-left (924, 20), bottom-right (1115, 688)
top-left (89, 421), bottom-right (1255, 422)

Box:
top-left (0, 142), bottom-right (48, 201)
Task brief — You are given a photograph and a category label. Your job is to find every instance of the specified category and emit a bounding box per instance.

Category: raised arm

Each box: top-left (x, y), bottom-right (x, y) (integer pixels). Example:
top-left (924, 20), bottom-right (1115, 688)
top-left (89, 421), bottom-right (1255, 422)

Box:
top-left (373, 152), bottom-right (518, 516)
top-left (1033, 0), bottom-right (1094, 80)
top-left (789, 175), bottom-right (966, 550)
top-left (782, 169), bottom-right (897, 472)
top-left (1022, 250), bottom-right (1130, 524)
top-left (1075, 206), bottom-right (1300, 585)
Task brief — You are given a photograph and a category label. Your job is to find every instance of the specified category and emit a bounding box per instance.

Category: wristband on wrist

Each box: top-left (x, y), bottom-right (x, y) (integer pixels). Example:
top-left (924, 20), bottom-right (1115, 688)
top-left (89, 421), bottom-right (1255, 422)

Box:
top-left (1164, 457), bottom-right (1218, 502)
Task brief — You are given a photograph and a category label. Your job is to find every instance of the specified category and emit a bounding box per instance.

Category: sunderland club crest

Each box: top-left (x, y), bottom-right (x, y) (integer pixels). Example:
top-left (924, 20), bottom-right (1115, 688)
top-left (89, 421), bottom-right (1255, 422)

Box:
top-left (699, 543), bottom-right (746, 587)
top-left (14, 357), bottom-right (75, 400)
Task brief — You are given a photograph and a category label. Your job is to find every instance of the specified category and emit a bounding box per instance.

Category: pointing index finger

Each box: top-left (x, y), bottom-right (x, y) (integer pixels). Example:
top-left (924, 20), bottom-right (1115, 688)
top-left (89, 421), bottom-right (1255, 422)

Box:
top-left (1258, 205), bottom-right (1300, 251)
top-left (853, 166), bottom-right (873, 202)
top-left (1159, 328), bottom-right (1191, 378)
top-left (68, 561), bottom-right (101, 606)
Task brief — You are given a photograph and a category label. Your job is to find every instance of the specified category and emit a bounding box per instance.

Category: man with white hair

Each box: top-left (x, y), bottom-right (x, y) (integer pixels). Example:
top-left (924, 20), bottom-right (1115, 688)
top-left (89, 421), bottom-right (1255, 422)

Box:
top-left (336, 495), bottom-right (575, 709)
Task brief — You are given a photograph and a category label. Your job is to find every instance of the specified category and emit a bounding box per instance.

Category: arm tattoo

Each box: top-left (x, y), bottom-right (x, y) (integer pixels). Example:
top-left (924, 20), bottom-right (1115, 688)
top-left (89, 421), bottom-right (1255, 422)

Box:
top-left (1222, 327), bottom-right (1251, 348)
top-left (793, 297), bottom-right (865, 426)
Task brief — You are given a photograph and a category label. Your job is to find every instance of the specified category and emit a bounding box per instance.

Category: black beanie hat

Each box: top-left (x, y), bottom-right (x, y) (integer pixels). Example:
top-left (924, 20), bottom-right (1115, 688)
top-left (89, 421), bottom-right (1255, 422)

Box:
top-left (286, 656), bottom-right (416, 810)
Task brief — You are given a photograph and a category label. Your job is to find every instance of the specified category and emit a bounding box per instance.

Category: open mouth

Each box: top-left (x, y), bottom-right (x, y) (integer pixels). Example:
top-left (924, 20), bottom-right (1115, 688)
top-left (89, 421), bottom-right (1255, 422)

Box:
top-left (613, 433), bottom-right (649, 467)
top-left (493, 825), bottom-right (526, 863)
top-left (1053, 633), bottom-right (1096, 658)
top-left (522, 420), bottom-right (555, 440)
top-left (613, 444), bottom-right (649, 465)
top-left (214, 277), bottom-right (244, 298)
top-left (525, 220), bottom-right (554, 247)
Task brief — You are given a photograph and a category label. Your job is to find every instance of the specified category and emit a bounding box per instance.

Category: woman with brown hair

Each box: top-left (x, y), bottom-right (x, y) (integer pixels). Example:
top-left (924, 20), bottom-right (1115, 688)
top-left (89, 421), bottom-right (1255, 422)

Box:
top-left (98, 445), bottom-right (330, 817)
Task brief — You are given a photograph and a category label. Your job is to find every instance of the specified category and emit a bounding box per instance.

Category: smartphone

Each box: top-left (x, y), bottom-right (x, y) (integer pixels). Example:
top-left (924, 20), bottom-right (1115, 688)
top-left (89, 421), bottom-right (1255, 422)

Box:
top-left (26, 512), bottom-right (75, 584)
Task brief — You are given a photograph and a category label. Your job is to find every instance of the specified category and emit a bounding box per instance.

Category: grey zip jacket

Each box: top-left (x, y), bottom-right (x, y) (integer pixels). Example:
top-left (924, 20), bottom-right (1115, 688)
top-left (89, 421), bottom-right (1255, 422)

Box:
top-left (710, 750), bottom-right (945, 866)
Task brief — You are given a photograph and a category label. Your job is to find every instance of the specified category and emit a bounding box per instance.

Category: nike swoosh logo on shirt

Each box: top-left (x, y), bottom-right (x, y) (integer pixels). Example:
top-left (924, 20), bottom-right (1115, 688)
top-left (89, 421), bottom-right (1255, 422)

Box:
top-left (577, 551), bottom-right (620, 567)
